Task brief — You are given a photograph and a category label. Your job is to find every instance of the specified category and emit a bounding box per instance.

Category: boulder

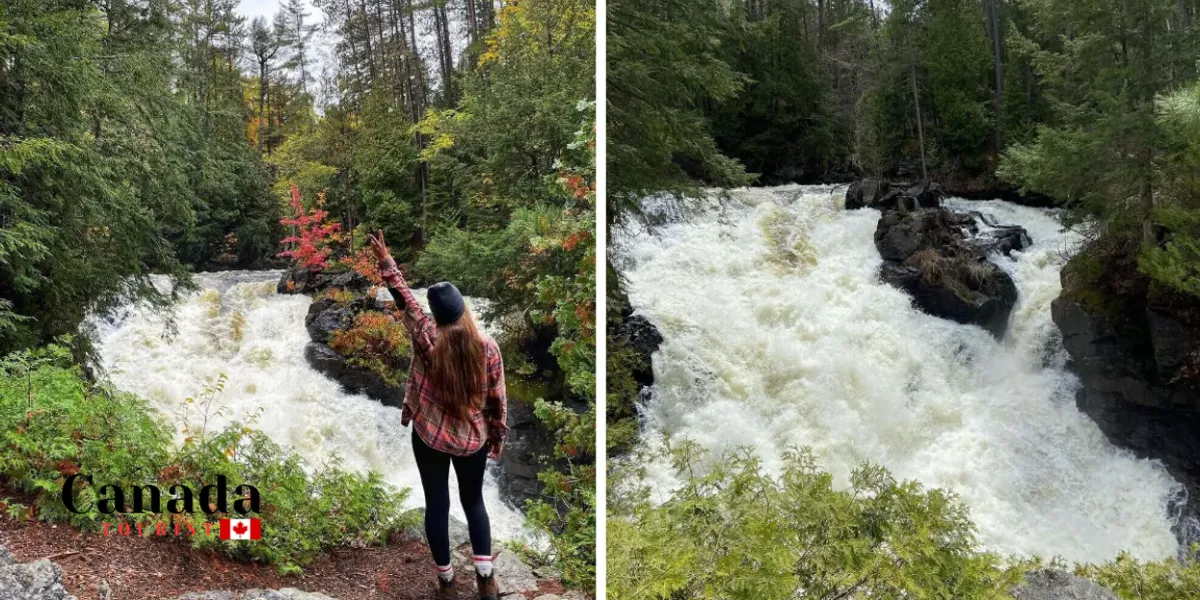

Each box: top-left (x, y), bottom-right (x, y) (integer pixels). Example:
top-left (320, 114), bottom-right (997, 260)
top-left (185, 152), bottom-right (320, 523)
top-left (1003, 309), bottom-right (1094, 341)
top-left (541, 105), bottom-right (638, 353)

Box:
top-left (972, 224), bottom-right (1030, 256)
top-left (615, 315), bottom-right (662, 387)
top-left (303, 342), bottom-right (405, 407)
top-left (881, 259), bottom-right (1018, 338)
top-left (904, 180), bottom-right (947, 208)
top-left (493, 552), bottom-right (540, 594)
top-left (304, 298), bottom-right (355, 344)
top-left (0, 548), bottom-right (76, 600)
top-left (874, 208), bottom-right (1018, 338)
top-left (845, 178), bottom-right (890, 210)
top-left (847, 179), bottom-right (944, 211)
top-left (277, 268), bottom-right (370, 296)
top-left (1011, 570), bottom-right (1117, 600)
top-left (874, 209), bottom-right (975, 262)
top-left (498, 397), bottom-right (557, 508)
top-left (277, 268), bottom-right (315, 295)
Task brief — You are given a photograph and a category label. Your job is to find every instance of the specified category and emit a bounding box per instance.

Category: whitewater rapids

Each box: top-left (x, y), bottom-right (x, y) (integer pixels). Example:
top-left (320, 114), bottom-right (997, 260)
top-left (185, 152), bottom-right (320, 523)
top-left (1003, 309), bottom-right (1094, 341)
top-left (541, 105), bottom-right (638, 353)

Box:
top-left (612, 185), bottom-right (1184, 563)
top-left (91, 270), bottom-right (530, 543)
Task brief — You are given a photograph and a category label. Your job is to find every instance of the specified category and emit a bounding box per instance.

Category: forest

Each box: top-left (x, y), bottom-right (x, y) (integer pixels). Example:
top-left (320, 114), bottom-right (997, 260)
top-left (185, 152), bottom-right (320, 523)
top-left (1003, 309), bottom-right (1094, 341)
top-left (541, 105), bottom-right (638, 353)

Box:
top-left (607, 0), bottom-right (1200, 597)
top-left (608, 0), bottom-right (1200, 447)
top-left (1, 0), bottom-right (595, 590)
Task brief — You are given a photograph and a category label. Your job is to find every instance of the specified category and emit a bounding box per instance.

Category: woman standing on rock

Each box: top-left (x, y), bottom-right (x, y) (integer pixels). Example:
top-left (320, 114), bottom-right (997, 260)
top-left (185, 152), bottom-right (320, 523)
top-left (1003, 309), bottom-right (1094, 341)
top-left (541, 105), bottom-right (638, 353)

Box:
top-left (369, 231), bottom-right (507, 600)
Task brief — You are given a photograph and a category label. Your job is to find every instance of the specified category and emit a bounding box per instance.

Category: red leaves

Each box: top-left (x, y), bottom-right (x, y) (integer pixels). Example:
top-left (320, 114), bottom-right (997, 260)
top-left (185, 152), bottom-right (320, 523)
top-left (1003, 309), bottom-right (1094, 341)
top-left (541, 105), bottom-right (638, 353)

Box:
top-left (562, 230), bottom-right (588, 252)
top-left (278, 185), bottom-right (342, 271)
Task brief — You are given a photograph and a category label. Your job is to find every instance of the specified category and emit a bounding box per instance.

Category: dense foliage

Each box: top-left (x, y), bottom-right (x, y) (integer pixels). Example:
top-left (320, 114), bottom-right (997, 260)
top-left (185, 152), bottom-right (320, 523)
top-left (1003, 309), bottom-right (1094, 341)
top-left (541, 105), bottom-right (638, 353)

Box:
top-left (0, 343), bottom-right (414, 573)
top-left (0, 0), bottom-right (283, 354)
top-left (609, 442), bottom-right (1200, 600)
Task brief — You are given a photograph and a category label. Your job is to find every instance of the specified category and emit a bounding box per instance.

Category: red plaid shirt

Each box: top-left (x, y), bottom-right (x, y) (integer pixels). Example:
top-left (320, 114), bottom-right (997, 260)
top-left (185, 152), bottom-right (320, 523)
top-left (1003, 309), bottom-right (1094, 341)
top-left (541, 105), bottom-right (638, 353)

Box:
top-left (379, 257), bottom-right (507, 458)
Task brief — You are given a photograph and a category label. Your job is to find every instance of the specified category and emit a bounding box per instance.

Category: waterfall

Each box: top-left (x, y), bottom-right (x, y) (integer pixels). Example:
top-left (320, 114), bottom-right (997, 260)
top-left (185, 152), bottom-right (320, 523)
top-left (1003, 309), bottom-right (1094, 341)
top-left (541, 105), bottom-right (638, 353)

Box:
top-left (90, 270), bottom-right (530, 544)
top-left (613, 185), bottom-right (1183, 563)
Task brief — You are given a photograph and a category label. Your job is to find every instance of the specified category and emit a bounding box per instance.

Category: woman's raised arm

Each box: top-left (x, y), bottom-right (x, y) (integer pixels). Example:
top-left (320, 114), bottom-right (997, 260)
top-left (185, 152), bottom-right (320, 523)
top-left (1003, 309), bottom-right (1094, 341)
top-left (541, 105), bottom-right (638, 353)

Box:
top-left (370, 231), bottom-right (436, 361)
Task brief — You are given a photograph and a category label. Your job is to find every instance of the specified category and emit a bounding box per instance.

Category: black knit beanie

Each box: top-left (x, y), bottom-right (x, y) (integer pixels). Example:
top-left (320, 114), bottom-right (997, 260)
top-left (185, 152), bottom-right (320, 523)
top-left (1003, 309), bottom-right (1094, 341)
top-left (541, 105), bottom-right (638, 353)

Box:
top-left (427, 282), bottom-right (466, 325)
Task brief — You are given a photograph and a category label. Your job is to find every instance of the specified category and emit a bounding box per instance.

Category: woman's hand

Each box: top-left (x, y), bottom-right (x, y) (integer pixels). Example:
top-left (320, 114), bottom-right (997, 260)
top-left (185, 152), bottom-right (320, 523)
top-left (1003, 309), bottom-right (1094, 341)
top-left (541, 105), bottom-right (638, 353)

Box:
top-left (487, 438), bottom-right (503, 460)
top-left (368, 230), bottom-right (391, 263)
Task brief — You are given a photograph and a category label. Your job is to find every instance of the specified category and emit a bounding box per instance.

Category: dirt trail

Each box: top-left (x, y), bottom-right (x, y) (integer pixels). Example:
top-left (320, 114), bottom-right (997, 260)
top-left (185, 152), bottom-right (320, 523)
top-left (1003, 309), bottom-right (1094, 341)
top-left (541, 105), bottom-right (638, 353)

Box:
top-left (0, 516), bottom-right (566, 600)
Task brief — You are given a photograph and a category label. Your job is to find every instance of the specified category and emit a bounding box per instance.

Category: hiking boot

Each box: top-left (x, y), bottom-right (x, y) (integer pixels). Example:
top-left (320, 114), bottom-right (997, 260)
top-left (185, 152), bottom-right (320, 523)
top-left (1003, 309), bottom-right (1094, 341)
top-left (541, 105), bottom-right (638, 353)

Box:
top-left (476, 573), bottom-right (500, 600)
top-left (436, 576), bottom-right (456, 599)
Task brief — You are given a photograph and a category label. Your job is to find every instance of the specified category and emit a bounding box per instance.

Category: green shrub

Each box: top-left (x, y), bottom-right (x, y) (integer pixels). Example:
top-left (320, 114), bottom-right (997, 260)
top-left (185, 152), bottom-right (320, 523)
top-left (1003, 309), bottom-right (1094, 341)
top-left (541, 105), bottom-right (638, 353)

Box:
top-left (609, 441), bottom-right (1022, 600)
top-left (0, 343), bottom-right (415, 573)
top-left (328, 311), bottom-right (412, 388)
top-left (1077, 553), bottom-right (1200, 600)
top-left (525, 397), bottom-right (596, 590)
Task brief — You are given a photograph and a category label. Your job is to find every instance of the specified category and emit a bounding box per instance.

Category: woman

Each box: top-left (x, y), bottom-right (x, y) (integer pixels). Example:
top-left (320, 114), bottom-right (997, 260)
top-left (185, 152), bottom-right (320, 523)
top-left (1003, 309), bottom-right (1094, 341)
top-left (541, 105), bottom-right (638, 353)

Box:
top-left (369, 231), bottom-right (507, 600)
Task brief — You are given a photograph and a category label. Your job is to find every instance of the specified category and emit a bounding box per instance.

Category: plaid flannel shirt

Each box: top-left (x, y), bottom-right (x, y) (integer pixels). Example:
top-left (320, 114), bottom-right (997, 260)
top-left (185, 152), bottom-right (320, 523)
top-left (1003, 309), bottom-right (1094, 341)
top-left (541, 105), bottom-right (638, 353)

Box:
top-left (379, 256), bottom-right (508, 458)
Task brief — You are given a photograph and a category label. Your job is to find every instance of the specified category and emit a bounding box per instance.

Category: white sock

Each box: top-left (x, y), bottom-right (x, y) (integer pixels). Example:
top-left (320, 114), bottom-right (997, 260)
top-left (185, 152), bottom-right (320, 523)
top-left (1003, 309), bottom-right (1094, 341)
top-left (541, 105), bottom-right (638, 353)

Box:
top-left (473, 555), bottom-right (494, 577)
top-left (436, 564), bottom-right (454, 582)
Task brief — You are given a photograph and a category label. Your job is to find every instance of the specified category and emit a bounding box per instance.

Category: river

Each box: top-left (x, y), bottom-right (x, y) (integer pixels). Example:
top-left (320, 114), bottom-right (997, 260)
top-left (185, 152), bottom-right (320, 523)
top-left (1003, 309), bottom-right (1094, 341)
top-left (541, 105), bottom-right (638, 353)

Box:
top-left (612, 184), bottom-right (1185, 563)
top-left (90, 270), bottom-right (530, 543)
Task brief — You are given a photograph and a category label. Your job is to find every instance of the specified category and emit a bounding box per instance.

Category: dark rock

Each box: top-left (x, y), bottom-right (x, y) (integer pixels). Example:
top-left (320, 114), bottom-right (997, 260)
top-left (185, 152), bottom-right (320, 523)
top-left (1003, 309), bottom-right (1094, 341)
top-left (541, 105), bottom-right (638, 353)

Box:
top-left (325, 269), bottom-right (368, 290)
top-left (873, 209), bottom-right (974, 262)
top-left (1052, 276), bottom-right (1200, 540)
top-left (972, 224), bottom-right (1030, 256)
top-left (875, 208), bottom-right (1018, 338)
top-left (904, 180), bottom-right (946, 208)
top-left (1012, 570), bottom-right (1117, 600)
top-left (845, 178), bottom-right (890, 210)
top-left (277, 267), bottom-right (370, 296)
top-left (498, 396), bottom-right (557, 508)
top-left (277, 268), bottom-right (315, 295)
top-left (304, 298), bottom-right (355, 344)
top-left (882, 257), bottom-right (1018, 338)
top-left (615, 315), bottom-right (663, 387)
top-left (1147, 308), bottom-right (1196, 384)
top-left (303, 342), bottom-right (405, 407)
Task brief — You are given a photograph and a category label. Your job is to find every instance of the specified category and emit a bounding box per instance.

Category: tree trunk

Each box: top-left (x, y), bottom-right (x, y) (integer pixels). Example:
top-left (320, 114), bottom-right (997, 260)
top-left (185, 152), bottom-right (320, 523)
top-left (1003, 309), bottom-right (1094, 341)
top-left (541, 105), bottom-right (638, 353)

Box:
top-left (1141, 165), bottom-right (1156, 249)
top-left (984, 0), bottom-right (1004, 150)
top-left (258, 61), bottom-right (268, 153)
top-left (911, 64), bottom-right (928, 181)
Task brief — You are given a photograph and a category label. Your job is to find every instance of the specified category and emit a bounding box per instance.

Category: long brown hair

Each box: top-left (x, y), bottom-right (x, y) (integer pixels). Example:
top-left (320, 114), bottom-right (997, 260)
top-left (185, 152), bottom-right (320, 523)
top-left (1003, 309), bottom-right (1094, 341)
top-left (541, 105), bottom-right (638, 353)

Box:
top-left (429, 310), bottom-right (486, 420)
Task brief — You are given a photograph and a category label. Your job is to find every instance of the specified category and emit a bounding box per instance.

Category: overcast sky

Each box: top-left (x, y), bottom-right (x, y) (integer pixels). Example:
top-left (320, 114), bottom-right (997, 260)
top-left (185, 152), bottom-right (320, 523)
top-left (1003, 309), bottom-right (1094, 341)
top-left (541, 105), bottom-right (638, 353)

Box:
top-left (237, 0), bottom-right (315, 21)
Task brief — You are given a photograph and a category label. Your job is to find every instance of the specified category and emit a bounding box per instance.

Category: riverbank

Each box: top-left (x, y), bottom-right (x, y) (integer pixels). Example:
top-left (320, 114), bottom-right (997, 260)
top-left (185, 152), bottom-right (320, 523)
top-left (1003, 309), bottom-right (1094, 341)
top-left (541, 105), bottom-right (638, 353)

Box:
top-left (0, 514), bottom-right (569, 600)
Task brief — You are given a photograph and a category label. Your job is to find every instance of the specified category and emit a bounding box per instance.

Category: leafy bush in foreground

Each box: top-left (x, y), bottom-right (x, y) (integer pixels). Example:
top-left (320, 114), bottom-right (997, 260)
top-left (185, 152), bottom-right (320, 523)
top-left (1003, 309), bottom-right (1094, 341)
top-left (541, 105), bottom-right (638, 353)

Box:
top-left (609, 442), bottom-right (1021, 600)
top-left (0, 343), bottom-right (415, 573)
top-left (610, 441), bottom-right (1200, 600)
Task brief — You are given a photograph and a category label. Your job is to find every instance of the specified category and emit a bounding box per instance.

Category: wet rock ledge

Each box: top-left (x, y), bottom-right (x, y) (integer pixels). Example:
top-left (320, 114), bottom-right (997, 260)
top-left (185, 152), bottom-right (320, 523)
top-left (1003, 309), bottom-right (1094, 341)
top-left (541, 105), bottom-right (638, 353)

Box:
top-left (846, 178), bottom-right (1026, 338)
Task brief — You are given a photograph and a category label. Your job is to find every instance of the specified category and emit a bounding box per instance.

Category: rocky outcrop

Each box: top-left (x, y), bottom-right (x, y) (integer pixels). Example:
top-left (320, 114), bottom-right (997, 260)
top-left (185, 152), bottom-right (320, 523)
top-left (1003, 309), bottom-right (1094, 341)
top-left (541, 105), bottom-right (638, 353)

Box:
top-left (1052, 259), bottom-right (1200, 531)
top-left (872, 207), bottom-right (1019, 338)
top-left (845, 178), bottom-right (946, 211)
top-left (301, 291), bottom-right (408, 406)
top-left (304, 342), bottom-right (405, 407)
top-left (1012, 570), bottom-right (1118, 600)
top-left (614, 314), bottom-right (662, 387)
top-left (498, 396), bottom-right (558, 508)
top-left (277, 268), bottom-right (370, 296)
top-left (0, 546), bottom-right (76, 600)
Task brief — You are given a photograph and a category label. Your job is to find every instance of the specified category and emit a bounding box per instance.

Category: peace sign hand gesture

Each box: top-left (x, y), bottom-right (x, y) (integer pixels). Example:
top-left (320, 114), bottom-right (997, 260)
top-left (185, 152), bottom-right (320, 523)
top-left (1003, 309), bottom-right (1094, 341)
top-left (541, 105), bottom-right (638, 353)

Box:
top-left (368, 230), bottom-right (391, 263)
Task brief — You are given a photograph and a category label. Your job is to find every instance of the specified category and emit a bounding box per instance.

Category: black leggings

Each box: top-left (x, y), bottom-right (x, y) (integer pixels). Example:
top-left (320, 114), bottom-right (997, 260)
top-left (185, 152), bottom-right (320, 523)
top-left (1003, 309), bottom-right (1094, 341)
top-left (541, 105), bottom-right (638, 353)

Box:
top-left (411, 431), bottom-right (492, 565)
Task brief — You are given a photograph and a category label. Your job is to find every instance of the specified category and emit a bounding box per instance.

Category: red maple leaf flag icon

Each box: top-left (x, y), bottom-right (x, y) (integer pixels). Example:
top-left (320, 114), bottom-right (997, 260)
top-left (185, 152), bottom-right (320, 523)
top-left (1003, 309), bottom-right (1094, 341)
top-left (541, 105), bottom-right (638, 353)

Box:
top-left (219, 518), bottom-right (261, 540)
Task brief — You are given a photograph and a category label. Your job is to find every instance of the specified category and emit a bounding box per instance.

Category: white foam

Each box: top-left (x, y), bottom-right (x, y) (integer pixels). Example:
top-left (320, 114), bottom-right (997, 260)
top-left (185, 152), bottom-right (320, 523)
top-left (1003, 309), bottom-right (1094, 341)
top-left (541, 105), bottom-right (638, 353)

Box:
top-left (613, 185), bottom-right (1182, 562)
top-left (91, 271), bottom-right (530, 544)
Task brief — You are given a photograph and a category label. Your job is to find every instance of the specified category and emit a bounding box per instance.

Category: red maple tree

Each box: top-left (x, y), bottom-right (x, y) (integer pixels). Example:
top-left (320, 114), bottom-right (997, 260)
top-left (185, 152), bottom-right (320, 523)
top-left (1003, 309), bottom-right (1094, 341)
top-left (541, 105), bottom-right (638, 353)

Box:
top-left (278, 185), bottom-right (342, 271)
